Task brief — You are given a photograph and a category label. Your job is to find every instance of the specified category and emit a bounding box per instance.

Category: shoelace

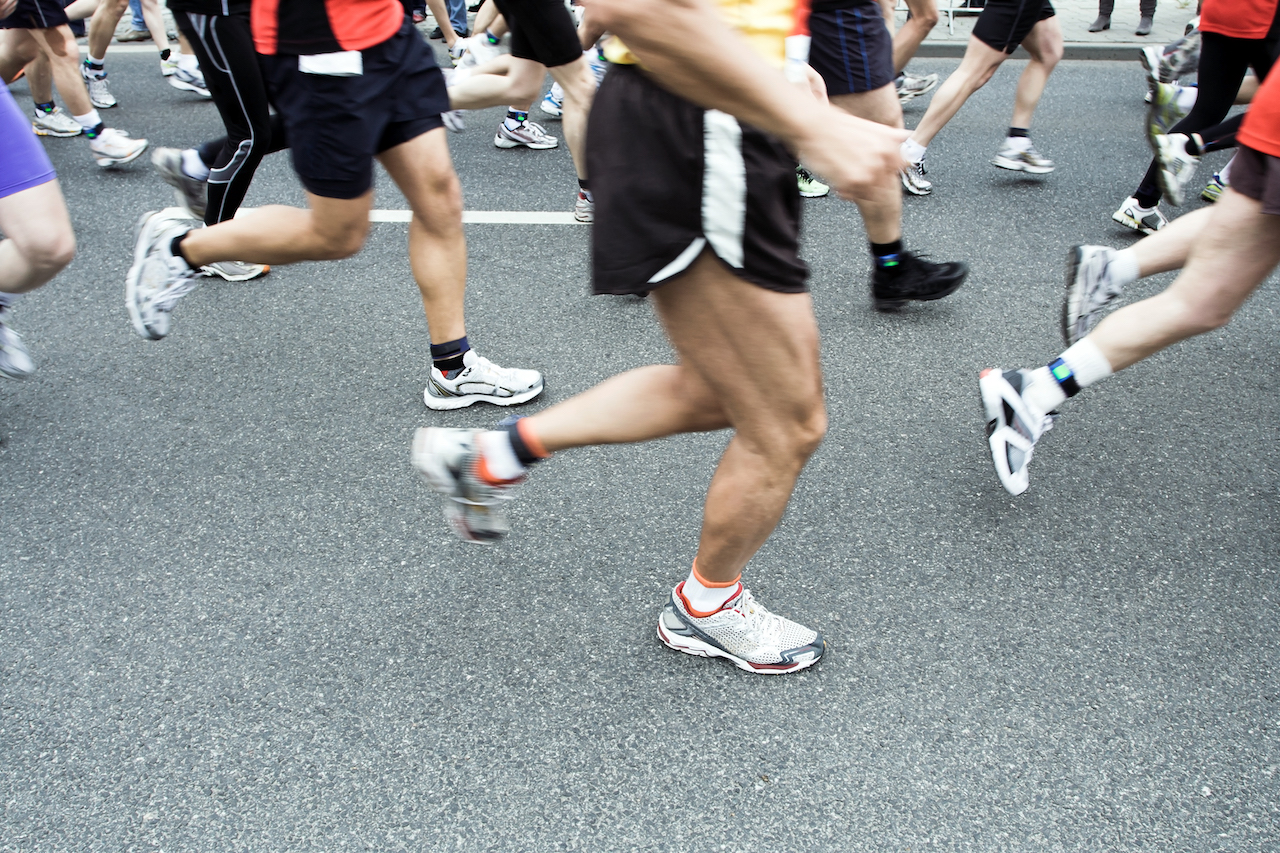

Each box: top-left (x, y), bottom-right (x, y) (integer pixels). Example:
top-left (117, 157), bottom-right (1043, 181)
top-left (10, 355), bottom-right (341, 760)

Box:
top-left (153, 271), bottom-right (200, 313)
top-left (724, 589), bottom-right (781, 646)
top-left (469, 354), bottom-right (526, 384)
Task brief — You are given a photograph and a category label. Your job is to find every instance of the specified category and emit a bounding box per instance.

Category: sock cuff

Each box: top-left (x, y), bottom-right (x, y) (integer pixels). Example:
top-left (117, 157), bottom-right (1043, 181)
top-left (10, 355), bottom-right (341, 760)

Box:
top-left (690, 558), bottom-right (740, 589)
top-left (514, 418), bottom-right (550, 460)
top-left (1109, 248), bottom-right (1141, 287)
top-left (429, 335), bottom-right (469, 359)
top-left (1061, 337), bottom-right (1114, 388)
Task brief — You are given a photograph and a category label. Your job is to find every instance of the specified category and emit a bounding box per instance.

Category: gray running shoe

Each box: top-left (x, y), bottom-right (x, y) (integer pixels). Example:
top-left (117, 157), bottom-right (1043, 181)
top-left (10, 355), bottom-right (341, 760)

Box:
top-left (900, 159), bottom-right (932, 195)
top-left (657, 584), bottom-right (824, 674)
top-left (1062, 245), bottom-right (1123, 346)
top-left (0, 306), bottom-right (34, 379)
top-left (1148, 82), bottom-right (1188, 138)
top-left (32, 106), bottom-right (82, 137)
top-left (423, 349), bottom-right (543, 410)
top-left (81, 65), bottom-right (118, 108)
top-left (493, 119), bottom-right (558, 149)
top-left (126, 209), bottom-right (202, 340)
top-left (1112, 196), bottom-right (1166, 234)
top-left (1152, 132), bottom-right (1201, 206)
top-left (991, 140), bottom-right (1054, 173)
top-left (573, 189), bottom-right (594, 223)
top-left (88, 128), bottom-right (147, 168)
top-left (151, 147), bottom-right (208, 220)
top-left (896, 71), bottom-right (939, 103)
top-left (412, 426), bottom-right (518, 544)
top-left (168, 66), bottom-right (211, 98)
top-left (201, 260), bottom-right (269, 282)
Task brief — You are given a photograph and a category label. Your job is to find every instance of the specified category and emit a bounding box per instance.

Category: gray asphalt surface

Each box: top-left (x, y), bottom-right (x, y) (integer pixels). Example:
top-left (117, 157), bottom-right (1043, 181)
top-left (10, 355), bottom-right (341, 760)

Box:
top-left (2, 52), bottom-right (1278, 852)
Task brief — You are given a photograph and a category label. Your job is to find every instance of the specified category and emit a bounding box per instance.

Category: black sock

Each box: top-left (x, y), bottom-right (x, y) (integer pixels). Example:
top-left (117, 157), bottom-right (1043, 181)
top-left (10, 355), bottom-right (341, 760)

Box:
top-left (430, 335), bottom-right (469, 375)
top-left (84, 122), bottom-right (105, 139)
top-left (84, 59), bottom-right (104, 74)
top-left (1008, 127), bottom-right (1030, 138)
top-left (501, 418), bottom-right (543, 466)
top-left (1184, 133), bottom-right (1203, 157)
top-left (577, 178), bottom-right (592, 201)
top-left (1134, 188), bottom-right (1160, 209)
top-left (505, 109), bottom-right (528, 125)
top-left (871, 239), bottom-right (905, 270)
top-left (159, 48), bottom-right (170, 61)
top-left (169, 234), bottom-right (190, 266)
top-left (34, 101), bottom-right (54, 114)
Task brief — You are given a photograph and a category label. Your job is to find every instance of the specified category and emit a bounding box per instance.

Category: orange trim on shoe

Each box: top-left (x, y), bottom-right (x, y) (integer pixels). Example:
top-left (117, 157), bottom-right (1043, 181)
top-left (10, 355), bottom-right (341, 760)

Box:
top-left (675, 579), bottom-right (743, 619)
top-left (516, 417), bottom-right (551, 459)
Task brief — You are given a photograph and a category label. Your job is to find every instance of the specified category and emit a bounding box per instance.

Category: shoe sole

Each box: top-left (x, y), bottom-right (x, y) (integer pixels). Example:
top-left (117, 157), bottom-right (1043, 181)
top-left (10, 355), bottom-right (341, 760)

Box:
top-left (125, 211), bottom-right (163, 340)
top-left (656, 616), bottom-right (823, 675)
top-left (33, 123), bottom-right (82, 137)
top-left (978, 369), bottom-right (1031, 496)
top-left (798, 189), bottom-right (829, 198)
top-left (900, 171), bottom-right (932, 196)
top-left (201, 263), bottom-right (270, 282)
top-left (1062, 245), bottom-right (1088, 346)
top-left (1111, 209), bottom-right (1159, 235)
top-left (94, 141), bottom-right (149, 169)
top-left (990, 155), bottom-right (1054, 174)
top-left (169, 81), bottom-right (211, 97)
top-left (423, 379), bottom-right (544, 411)
top-left (492, 134), bottom-right (558, 150)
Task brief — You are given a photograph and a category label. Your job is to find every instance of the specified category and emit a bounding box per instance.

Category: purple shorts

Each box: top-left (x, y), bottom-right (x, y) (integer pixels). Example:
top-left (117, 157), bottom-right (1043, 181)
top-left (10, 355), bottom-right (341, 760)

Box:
top-left (0, 87), bottom-right (56, 199)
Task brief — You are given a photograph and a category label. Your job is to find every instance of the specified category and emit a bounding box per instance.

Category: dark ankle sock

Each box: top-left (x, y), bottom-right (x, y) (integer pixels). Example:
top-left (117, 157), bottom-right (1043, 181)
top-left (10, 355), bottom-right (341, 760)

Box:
top-left (1134, 189), bottom-right (1160, 209)
top-left (506, 109), bottom-right (528, 123)
top-left (34, 101), bottom-right (54, 113)
top-left (1184, 133), bottom-right (1204, 156)
top-left (1008, 127), bottom-right (1029, 138)
top-left (159, 48), bottom-right (170, 61)
top-left (484, 29), bottom-right (499, 44)
top-left (430, 335), bottom-right (469, 375)
top-left (169, 234), bottom-right (190, 265)
top-left (84, 122), bottom-right (105, 139)
top-left (871, 239), bottom-right (905, 270)
top-left (500, 417), bottom-right (544, 466)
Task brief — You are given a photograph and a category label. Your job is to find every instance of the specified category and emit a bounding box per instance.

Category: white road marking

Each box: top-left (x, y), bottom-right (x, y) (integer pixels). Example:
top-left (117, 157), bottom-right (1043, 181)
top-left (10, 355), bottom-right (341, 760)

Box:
top-left (234, 208), bottom-right (583, 225)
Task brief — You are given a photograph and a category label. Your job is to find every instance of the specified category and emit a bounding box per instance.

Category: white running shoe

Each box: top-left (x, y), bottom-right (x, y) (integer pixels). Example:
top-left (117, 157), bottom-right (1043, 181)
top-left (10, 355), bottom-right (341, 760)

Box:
top-left (201, 260), bottom-right (269, 281)
top-left (169, 66), bottom-right (211, 98)
top-left (81, 66), bottom-right (118, 109)
top-left (126, 209), bottom-right (202, 340)
top-left (151, 147), bottom-right (208, 219)
top-left (900, 159), bottom-right (932, 195)
top-left (442, 109), bottom-right (466, 133)
top-left (896, 71), bottom-right (939, 103)
top-left (0, 307), bottom-right (35, 379)
top-left (493, 119), bottom-right (558, 149)
top-left (991, 140), bottom-right (1054, 174)
top-left (32, 106), bottom-right (82, 137)
top-left (573, 189), bottom-right (594, 223)
top-left (89, 128), bottom-right (148, 168)
top-left (1062, 245), bottom-right (1123, 346)
top-left (1112, 196), bottom-right (1166, 234)
top-left (423, 349), bottom-right (543, 410)
top-left (160, 55), bottom-right (179, 77)
top-left (448, 39), bottom-right (467, 63)
top-left (457, 34), bottom-right (503, 69)
top-left (412, 426), bottom-right (518, 544)
top-left (540, 82), bottom-right (564, 117)
top-left (979, 368), bottom-right (1055, 496)
top-left (657, 583), bottom-right (825, 674)
top-left (1152, 132), bottom-right (1201, 206)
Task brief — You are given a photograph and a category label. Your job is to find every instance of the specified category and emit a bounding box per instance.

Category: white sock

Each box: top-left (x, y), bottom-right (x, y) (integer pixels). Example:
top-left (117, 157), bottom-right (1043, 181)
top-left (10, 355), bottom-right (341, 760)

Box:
top-left (902, 138), bottom-right (927, 163)
top-left (1107, 248), bottom-right (1141, 288)
top-left (1005, 135), bottom-right (1031, 151)
top-left (681, 567), bottom-right (741, 615)
top-left (1176, 85), bottom-right (1198, 112)
top-left (178, 53), bottom-right (199, 72)
top-left (87, 53), bottom-right (105, 66)
top-left (181, 148), bottom-right (211, 181)
top-left (1023, 368), bottom-right (1067, 419)
top-left (73, 109), bottom-right (102, 131)
top-left (1220, 152), bottom-right (1235, 185)
top-left (476, 430), bottom-right (526, 482)
top-left (1060, 337), bottom-right (1114, 387)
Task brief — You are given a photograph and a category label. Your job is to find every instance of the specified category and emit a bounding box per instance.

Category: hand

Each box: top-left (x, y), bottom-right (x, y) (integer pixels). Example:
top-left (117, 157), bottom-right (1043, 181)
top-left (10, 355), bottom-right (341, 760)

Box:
top-left (0, 0), bottom-right (18, 19)
top-left (794, 108), bottom-right (909, 203)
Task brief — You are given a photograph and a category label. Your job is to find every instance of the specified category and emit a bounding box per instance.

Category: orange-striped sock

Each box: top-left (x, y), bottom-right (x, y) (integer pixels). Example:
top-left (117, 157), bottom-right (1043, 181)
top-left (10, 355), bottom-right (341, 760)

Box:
top-left (677, 559), bottom-right (742, 618)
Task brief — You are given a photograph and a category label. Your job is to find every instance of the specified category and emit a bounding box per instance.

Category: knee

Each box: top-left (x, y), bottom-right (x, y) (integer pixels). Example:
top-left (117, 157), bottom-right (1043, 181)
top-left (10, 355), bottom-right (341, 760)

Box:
top-left (415, 167), bottom-right (464, 224)
top-left (793, 403), bottom-right (828, 459)
top-left (1040, 42), bottom-right (1064, 67)
top-left (313, 222), bottom-right (367, 259)
top-left (508, 77), bottom-right (543, 105)
top-left (915, 8), bottom-right (940, 27)
top-left (24, 228), bottom-right (76, 276)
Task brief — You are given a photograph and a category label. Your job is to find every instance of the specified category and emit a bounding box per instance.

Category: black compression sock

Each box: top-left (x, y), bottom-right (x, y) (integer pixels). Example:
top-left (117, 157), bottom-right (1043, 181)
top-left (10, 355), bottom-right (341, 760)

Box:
top-left (34, 101), bottom-right (54, 113)
top-left (430, 335), bottom-right (469, 375)
top-left (1008, 127), bottom-right (1030, 138)
top-left (1134, 189), bottom-right (1160, 209)
top-left (871, 239), bottom-right (905, 270)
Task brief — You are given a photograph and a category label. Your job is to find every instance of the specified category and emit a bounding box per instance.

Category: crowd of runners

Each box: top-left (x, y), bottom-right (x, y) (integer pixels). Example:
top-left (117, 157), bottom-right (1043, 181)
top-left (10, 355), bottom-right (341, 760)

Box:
top-left (2, 0), bottom-right (1279, 675)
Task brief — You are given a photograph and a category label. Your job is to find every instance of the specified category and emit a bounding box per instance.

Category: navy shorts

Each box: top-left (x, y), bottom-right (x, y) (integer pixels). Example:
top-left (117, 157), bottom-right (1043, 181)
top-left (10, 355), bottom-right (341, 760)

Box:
top-left (260, 17), bottom-right (448, 199)
top-left (0, 0), bottom-right (70, 29)
top-left (972, 0), bottom-right (1055, 53)
top-left (809, 2), bottom-right (896, 96)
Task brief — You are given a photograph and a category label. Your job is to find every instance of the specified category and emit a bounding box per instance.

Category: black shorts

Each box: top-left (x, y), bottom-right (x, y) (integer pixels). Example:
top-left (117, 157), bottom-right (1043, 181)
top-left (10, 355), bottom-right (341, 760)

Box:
top-left (0, 0), bottom-right (69, 29)
top-left (260, 17), bottom-right (448, 199)
top-left (972, 0), bottom-right (1055, 53)
top-left (587, 65), bottom-right (807, 296)
top-left (809, 2), bottom-right (896, 96)
top-left (1231, 144), bottom-right (1280, 215)
top-left (492, 0), bottom-right (582, 68)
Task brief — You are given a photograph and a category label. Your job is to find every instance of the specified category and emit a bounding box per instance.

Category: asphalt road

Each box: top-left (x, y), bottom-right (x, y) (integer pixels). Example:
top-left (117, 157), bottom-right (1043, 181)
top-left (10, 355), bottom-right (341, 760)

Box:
top-left (2, 53), bottom-right (1278, 852)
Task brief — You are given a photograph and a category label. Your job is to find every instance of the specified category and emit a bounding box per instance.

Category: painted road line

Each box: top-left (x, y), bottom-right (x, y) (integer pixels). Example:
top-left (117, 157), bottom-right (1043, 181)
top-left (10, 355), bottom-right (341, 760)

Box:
top-left (234, 208), bottom-right (583, 225)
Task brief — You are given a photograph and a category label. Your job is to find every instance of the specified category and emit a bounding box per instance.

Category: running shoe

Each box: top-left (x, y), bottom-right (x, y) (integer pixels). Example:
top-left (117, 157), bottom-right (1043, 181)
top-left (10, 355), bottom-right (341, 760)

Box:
top-left (423, 349), bottom-right (544, 410)
top-left (442, 109), bottom-right (466, 132)
top-left (540, 82), bottom-right (564, 117)
top-left (32, 106), bottom-right (82, 137)
top-left (0, 306), bottom-right (34, 379)
top-left (169, 66), bottom-right (211, 98)
top-left (448, 40), bottom-right (467, 63)
top-left (979, 368), bottom-right (1055, 496)
top-left (89, 128), bottom-right (148, 168)
top-left (1139, 45), bottom-right (1165, 88)
top-left (796, 166), bottom-right (830, 198)
top-left (1062, 245), bottom-right (1123, 346)
top-left (81, 66), bottom-right (118, 108)
top-left (493, 119), bottom-right (558, 149)
top-left (587, 49), bottom-right (608, 86)
top-left (871, 252), bottom-right (968, 311)
top-left (151, 147), bottom-right (208, 220)
top-left (160, 54), bottom-right (179, 77)
top-left (457, 34), bottom-right (503, 69)
top-left (116, 27), bottom-right (151, 42)
top-left (901, 159), bottom-right (932, 196)
top-left (411, 426), bottom-right (517, 544)
top-left (1152, 132), bottom-right (1200, 206)
top-left (895, 71), bottom-right (939, 103)
top-left (126, 208), bottom-right (201, 340)
top-left (201, 260), bottom-right (269, 281)
top-left (657, 583), bottom-right (825, 674)
top-left (574, 189), bottom-right (594, 223)
top-left (1201, 170), bottom-right (1228, 202)
top-left (1147, 82), bottom-right (1188, 138)
top-left (991, 140), bottom-right (1054, 173)
top-left (1112, 196), bottom-right (1166, 234)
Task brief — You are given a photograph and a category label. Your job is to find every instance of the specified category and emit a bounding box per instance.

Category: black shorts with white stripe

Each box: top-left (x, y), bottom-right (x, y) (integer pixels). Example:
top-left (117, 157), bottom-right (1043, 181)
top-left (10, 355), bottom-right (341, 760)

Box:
top-left (586, 64), bottom-right (808, 297)
top-left (0, 0), bottom-right (70, 30)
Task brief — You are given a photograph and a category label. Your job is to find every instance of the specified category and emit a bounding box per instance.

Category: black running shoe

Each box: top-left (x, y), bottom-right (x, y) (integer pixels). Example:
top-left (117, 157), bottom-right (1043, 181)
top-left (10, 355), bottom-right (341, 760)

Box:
top-left (871, 252), bottom-right (969, 311)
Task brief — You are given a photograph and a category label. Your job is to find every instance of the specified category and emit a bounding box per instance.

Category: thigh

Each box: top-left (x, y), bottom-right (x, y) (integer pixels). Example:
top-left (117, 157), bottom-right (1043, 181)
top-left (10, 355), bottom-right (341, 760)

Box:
top-left (1020, 13), bottom-right (1061, 62)
top-left (1164, 187), bottom-right (1280, 317)
top-left (831, 83), bottom-right (903, 127)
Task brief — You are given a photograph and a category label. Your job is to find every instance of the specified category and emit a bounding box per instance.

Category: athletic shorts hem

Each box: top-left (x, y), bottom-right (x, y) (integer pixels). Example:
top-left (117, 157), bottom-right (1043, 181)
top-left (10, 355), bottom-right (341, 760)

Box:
top-left (1230, 144), bottom-right (1280, 216)
top-left (972, 0), bottom-right (1055, 54)
top-left (0, 171), bottom-right (58, 200)
top-left (809, 4), bottom-right (896, 96)
top-left (493, 0), bottom-right (583, 68)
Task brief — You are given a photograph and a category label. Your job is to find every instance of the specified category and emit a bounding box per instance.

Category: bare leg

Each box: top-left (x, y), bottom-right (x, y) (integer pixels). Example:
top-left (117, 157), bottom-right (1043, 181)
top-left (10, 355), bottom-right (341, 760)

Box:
top-left (87, 0), bottom-right (128, 60)
top-left (908, 35), bottom-right (1005, 147)
top-left (474, 2), bottom-right (501, 35)
top-left (547, 55), bottom-right (596, 180)
top-left (0, 180), bottom-right (76, 294)
top-left (62, 0), bottom-right (100, 20)
top-left (894, 0), bottom-right (939, 73)
top-left (524, 251), bottom-right (827, 582)
top-left (449, 54), bottom-right (544, 109)
top-left (425, 0), bottom-right (459, 45)
top-left (1127, 206), bottom-right (1212, 277)
top-left (832, 85), bottom-right (903, 243)
top-left (1089, 190), bottom-right (1280, 371)
top-left (138, 0), bottom-right (171, 54)
top-left (30, 27), bottom-right (91, 116)
top-left (376, 128), bottom-right (468, 344)
top-left (176, 192), bottom-right (372, 267)
top-left (1009, 16), bottom-right (1062, 129)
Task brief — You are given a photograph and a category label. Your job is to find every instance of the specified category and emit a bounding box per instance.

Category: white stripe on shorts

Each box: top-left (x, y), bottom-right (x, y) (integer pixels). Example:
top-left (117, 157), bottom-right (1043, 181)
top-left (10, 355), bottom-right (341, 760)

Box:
top-left (701, 109), bottom-right (746, 269)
